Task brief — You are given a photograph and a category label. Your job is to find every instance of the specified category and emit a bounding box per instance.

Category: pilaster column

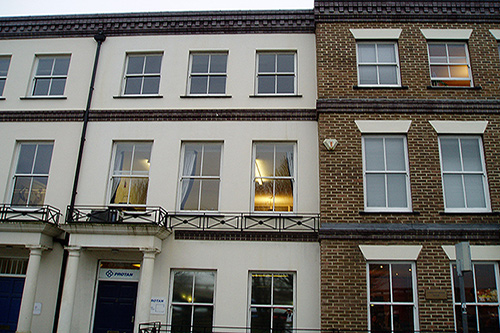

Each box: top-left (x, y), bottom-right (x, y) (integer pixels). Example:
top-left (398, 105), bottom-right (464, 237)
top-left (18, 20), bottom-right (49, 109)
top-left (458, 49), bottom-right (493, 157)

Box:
top-left (57, 246), bottom-right (81, 333)
top-left (134, 248), bottom-right (158, 333)
top-left (16, 245), bottom-right (44, 333)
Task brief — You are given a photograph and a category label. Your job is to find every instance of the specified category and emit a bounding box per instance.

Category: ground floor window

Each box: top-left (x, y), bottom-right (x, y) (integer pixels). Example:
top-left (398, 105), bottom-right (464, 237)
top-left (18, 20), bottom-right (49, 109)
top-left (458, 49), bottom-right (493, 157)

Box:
top-left (368, 262), bottom-right (418, 333)
top-left (249, 272), bottom-right (294, 332)
top-left (452, 262), bottom-right (500, 333)
top-left (170, 270), bottom-right (216, 333)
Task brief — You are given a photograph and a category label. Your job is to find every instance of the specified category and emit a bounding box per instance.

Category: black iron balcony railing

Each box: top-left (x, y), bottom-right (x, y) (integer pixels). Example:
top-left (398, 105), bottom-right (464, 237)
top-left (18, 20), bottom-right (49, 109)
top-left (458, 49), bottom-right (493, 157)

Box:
top-left (0, 204), bottom-right (61, 225)
top-left (65, 206), bottom-right (319, 232)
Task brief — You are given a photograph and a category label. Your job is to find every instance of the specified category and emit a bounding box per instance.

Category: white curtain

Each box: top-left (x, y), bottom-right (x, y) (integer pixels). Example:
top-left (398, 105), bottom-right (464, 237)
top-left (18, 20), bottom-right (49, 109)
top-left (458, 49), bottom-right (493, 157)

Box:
top-left (180, 150), bottom-right (197, 209)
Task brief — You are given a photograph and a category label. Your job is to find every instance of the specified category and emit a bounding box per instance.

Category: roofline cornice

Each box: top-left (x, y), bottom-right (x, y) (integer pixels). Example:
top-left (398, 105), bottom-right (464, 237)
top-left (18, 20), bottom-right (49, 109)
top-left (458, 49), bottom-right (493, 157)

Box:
top-left (0, 10), bottom-right (315, 39)
top-left (315, 1), bottom-right (500, 23)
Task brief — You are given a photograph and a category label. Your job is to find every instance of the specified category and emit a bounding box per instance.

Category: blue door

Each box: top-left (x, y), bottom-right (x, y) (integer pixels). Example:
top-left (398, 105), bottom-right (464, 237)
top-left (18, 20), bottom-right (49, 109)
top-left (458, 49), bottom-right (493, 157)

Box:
top-left (0, 277), bottom-right (24, 333)
top-left (93, 281), bottom-right (138, 333)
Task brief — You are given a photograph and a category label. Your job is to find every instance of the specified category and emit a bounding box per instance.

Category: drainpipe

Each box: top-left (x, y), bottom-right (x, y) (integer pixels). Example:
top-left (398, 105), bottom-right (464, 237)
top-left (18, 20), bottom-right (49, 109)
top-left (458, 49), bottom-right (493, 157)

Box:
top-left (52, 30), bottom-right (106, 333)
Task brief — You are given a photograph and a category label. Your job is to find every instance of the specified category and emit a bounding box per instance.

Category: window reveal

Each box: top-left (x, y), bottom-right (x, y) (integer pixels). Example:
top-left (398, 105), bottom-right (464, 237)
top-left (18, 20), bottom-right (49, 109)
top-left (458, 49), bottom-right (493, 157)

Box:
top-left (256, 53), bottom-right (296, 95)
top-left (357, 42), bottom-right (400, 86)
top-left (32, 56), bottom-right (70, 96)
top-left (123, 54), bottom-right (162, 95)
top-left (188, 53), bottom-right (227, 95)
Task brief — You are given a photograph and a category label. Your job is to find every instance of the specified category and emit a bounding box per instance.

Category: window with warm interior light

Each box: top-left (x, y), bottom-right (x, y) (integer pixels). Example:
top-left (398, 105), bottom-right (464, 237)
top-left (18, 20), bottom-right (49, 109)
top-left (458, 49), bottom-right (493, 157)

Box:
top-left (179, 142), bottom-right (222, 211)
top-left (249, 272), bottom-right (294, 332)
top-left (11, 142), bottom-right (54, 207)
top-left (169, 270), bottom-right (215, 333)
top-left (438, 136), bottom-right (490, 212)
top-left (256, 52), bottom-right (296, 95)
top-left (368, 262), bottom-right (418, 333)
top-left (123, 54), bottom-right (162, 95)
top-left (0, 56), bottom-right (11, 96)
top-left (253, 143), bottom-right (294, 212)
top-left (428, 42), bottom-right (472, 87)
top-left (31, 55), bottom-right (70, 96)
top-left (451, 262), bottom-right (500, 333)
top-left (109, 142), bottom-right (152, 207)
top-left (357, 42), bottom-right (400, 86)
top-left (188, 53), bottom-right (228, 95)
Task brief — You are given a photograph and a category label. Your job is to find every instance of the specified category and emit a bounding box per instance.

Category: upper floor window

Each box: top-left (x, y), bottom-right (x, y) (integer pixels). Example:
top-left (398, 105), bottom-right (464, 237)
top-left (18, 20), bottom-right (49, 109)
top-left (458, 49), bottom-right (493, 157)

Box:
top-left (438, 136), bottom-right (490, 212)
top-left (368, 262), bottom-right (418, 333)
top-left (452, 262), bottom-right (500, 333)
top-left (123, 54), bottom-right (162, 95)
top-left (253, 143), bottom-right (294, 212)
top-left (11, 142), bottom-right (54, 207)
top-left (179, 142), bottom-right (222, 211)
top-left (0, 56), bottom-right (11, 96)
top-left (249, 272), bottom-right (294, 332)
top-left (32, 55), bottom-right (70, 96)
top-left (188, 53), bottom-right (227, 95)
top-left (357, 42), bottom-right (400, 86)
top-left (256, 52), bottom-right (296, 95)
top-left (109, 142), bottom-right (152, 207)
top-left (428, 43), bottom-right (472, 87)
top-left (362, 135), bottom-right (411, 212)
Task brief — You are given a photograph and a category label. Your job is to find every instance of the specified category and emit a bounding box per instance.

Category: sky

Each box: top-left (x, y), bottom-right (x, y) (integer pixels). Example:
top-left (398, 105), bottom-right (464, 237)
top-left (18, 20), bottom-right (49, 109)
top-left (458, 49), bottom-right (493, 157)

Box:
top-left (2, 0), bottom-right (314, 17)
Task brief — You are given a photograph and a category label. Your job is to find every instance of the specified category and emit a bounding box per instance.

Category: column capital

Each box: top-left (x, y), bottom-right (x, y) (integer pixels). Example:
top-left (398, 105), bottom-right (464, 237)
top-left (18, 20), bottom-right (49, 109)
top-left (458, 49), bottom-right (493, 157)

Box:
top-left (25, 245), bottom-right (49, 254)
top-left (140, 248), bottom-right (160, 258)
top-left (64, 246), bottom-right (82, 257)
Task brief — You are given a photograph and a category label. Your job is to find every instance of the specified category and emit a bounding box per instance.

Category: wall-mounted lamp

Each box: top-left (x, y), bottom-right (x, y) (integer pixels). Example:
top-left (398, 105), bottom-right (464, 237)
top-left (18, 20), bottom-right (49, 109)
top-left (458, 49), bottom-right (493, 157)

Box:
top-left (323, 139), bottom-right (338, 151)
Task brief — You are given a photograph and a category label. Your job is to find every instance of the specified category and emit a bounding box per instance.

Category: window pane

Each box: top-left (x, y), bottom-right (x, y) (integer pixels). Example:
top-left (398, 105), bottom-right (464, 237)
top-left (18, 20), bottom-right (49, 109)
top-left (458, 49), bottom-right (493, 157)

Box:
top-left (392, 264), bottom-right (413, 302)
top-left (202, 144), bottom-right (221, 176)
top-left (128, 178), bottom-right (148, 205)
top-left (190, 76), bottom-right (208, 94)
top-left (53, 57), bottom-right (70, 75)
top-left (250, 307), bottom-right (271, 332)
top-left (114, 144), bottom-right (133, 173)
top-left (142, 77), bottom-right (160, 94)
top-left (464, 175), bottom-right (486, 208)
top-left (144, 55), bottom-right (162, 74)
top-left (358, 44), bottom-right (376, 63)
top-left (377, 44), bottom-right (396, 63)
top-left (277, 54), bottom-right (294, 73)
top-left (378, 66), bottom-right (398, 85)
top-left (0, 57), bottom-right (10, 76)
top-left (258, 76), bottom-right (275, 94)
top-left (180, 179), bottom-right (200, 210)
top-left (16, 144), bottom-right (36, 174)
top-left (209, 54), bottom-right (227, 73)
top-left (461, 139), bottom-right (482, 171)
top-left (172, 271), bottom-right (194, 303)
top-left (200, 179), bottom-right (219, 211)
top-left (359, 66), bottom-right (378, 85)
top-left (29, 176), bottom-right (48, 206)
top-left (273, 274), bottom-right (293, 305)
top-left (208, 76), bottom-right (226, 94)
top-left (448, 44), bottom-right (467, 59)
top-left (276, 75), bottom-right (294, 94)
top-left (124, 77), bottom-right (142, 95)
top-left (254, 179), bottom-right (273, 211)
top-left (274, 179), bottom-right (293, 212)
top-left (441, 138), bottom-right (462, 171)
top-left (127, 56), bottom-right (145, 75)
top-left (33, 144), bottom-right (53, 174)
top-left (387, 174), bottom-right (407, 208)
top-left (33, 78), bottom-right (50, 95)
top-left (371, 305), bottom-right (391, 332)
top-left (429, 44), bottom-right (447, 60)
top-left (456, 305), bottom-right (478, 333)
top-left (184, 144), bottom-right (202, 177)
top-left (193, 306), bottom-right (213, 333)
top-left (194, 271), bottom-right (215, 303)
top-left (36, 58), bottom-right (54, 75)
top-left (430, 65), bottom-right (450, 78)
top-left (255, 144), bottom-right (274, 177)
top-left (443, 174), bottom-right (465, 208)
top-left (366, 174), bottom-right (386, 208)
top-left (370, 264), bottom-right (390, 302)
top-left (365, 138), bottom-right (384, 171)
top-left (11, 177), bottom-right (31, 206)
top-left (385, 138), bottom-right (405, 171)
top-left (450, 65), bottom-right (470, 78)
top-left (0, 79), bottom-right (5, 95)
top-left (393, 305), bottom-right (414, 333)
top-left (258, 54), bottom-right (275, 73)
top-left (475, 264), bottom-right (498, 303)
top-left (49, 78), bottom-right (66, 95)
top-left (251, 274), bottom-right (272, 304)
top-left (131, 143), bottom-right (151, 173)
top-left (273, 308), bottom-right (293, 332)
top-left (478, 306), bottom-right (500, 333)
top-left (192, 55), bottom-right (209, 74)
top-left (453, 265), bottom-right (475, 303)
top-left (275, 145), bottom-right (293, 177)
top-left (171, 305), bottom-right (192, 333)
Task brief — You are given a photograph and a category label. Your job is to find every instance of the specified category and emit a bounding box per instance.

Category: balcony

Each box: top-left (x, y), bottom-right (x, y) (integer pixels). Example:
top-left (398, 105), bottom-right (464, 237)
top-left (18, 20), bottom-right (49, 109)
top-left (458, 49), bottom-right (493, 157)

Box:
top-left (0, 204), bottom-right (61, 225)
top-left (66, 206), bottom-right (167, 227)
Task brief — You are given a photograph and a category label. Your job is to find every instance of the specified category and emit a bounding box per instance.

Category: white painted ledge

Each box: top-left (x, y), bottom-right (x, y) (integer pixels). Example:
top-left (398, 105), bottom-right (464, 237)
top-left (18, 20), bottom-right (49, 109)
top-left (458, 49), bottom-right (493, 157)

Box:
top-left (490, 29), bottom-right (500, 40)
top-left (420, 29), bottom-right (473, 40)
top-left (429, 120), bottom-right (488, 134)
top-left (355, 120), bottom-right (412, 133)
top-left (442, 245), bottom-right (500, 261)
top-left (359, 245), bottom-right (423, 260)
top-left (350, 29), bottom-right (402, 39)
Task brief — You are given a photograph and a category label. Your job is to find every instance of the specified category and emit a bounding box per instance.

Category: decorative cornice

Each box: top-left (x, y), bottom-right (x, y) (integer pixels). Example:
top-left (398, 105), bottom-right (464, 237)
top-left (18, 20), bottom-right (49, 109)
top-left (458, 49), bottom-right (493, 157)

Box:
top-left (317, 99), bottom-right (500, 114)
top-left (0, 109), bottom-right (317, 122)
top-left (315, 1), bottom-right (500, 23)
top-left (0, 10), bottom-right (315, 39)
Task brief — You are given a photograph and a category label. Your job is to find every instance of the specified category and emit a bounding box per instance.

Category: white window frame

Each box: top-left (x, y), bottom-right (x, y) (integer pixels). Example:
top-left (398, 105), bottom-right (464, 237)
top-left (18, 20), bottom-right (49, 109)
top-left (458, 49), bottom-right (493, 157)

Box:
top-left (252, 142), bottom-right (296, 213)
top-left (438, 136), bottom-right (490, 213)
top-left (168, 270), bottom-right (216, 333)
top-left (31, 55), bottom-right (71, 96)
top-left (362, 135), bottom-right (412, 212)
top-left (451, 261), bottom-right (500, 333)
top-left (255, 51), bottom-right (297, 95)
top-left (0, 55), bottom-right (11, 97)
top-left (122, 53), bottom-right (162, 96)
top-left (356, 41), bottom-right (401, 87)
top-left (367, 262), bottom-right (419, 333)
top-left (108, 141), bottom-right (152, 208)
top-left (187, 52), bottom-right (228, 96)
top-left (427, 42), bottom-right (473, 87)
top-left (178, 142), bottom-right (223, 211)
top-left (248, 272), bottom-right (295, 332)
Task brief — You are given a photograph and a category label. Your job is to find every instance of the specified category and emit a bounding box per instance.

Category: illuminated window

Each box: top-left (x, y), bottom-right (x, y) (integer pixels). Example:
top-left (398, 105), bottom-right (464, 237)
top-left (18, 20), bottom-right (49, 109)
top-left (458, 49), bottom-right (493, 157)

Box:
top-left (170, 270), bottom-right (215, 333)
top-left (11, 142), bottom-right (54, 207)
top-left (452, 262), bottom-right (500, 333)
top-left (0, 56), bottom-right (11, 96)
top-left (428, 43), bottom-right (472, 87)
top-left (256, 52), bottom-right (296, 95)
top-left (109, 142), bottom-right (152, 207)
top-left (249, 272), bottom-right (294, 332)
top-left (32, 55), bottom-right (70, 96)
top-left (253, 143), bottom-right (295, 212)
top-left (123, 54), bottom-right (162, 95)
top-left (368, 263), bottom-right (418, 333)
top-left (357, 42), bottom-right (400, 86)
top-left (188, 53), bottom-right (227, 95)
